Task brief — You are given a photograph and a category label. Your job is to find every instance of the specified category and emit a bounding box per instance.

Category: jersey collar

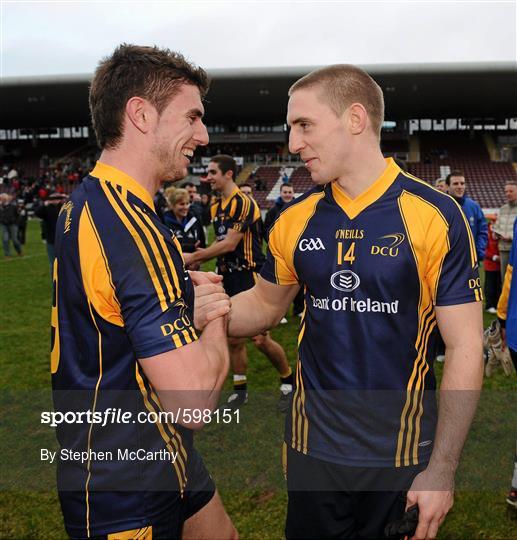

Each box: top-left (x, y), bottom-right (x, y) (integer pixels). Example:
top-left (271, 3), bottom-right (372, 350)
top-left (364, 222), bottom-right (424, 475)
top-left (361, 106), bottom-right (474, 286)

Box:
top-left (331, 157), bottom-right (400, 219)
top-left (90, 161), bottom-right (155, 210)
top-left (221, 185), bottom-right (241, 210)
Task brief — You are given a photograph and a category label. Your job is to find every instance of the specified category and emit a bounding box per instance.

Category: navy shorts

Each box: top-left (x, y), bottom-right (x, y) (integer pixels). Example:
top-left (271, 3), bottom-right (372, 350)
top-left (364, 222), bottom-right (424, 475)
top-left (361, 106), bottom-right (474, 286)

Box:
top-left (285, 445), bottom-right (425, 539)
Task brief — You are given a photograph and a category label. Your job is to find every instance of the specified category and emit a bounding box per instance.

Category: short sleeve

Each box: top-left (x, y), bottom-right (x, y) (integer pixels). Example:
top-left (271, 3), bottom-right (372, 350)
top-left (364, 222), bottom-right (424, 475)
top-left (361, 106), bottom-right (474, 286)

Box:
top-left (230, 195), bottom-right (255, 233)
top-left (428, 203), bottom-right (482, 306)
top-left (260, 216), bottom-right (299, 285)
top-left (81, 199), bottom-right (198, 360)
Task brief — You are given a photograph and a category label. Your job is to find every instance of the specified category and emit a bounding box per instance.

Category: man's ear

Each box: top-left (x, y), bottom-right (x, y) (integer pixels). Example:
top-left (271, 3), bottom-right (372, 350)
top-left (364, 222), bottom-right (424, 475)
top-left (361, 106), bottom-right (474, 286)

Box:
top-left (125, 97), bottom-right (156, 134)
top-left (346, 103), bottom-right (368, 135)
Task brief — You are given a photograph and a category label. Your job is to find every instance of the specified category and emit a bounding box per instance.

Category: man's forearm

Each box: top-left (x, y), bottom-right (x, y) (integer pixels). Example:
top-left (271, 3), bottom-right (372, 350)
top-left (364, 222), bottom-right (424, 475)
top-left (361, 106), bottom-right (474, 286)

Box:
top-left (427, 341), bottom-right (483, 478)
top-left (228, 287), bottom-right (281, 337)
top-left (189, 238), bottom-right (235, 265)
top-left (198, 316), bottom-right (230, 410)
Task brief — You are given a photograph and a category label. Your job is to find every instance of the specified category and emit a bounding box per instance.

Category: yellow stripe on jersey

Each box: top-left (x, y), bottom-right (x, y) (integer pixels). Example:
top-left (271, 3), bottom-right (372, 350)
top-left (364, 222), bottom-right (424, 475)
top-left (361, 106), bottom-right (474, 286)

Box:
top-left (50, 259), bottom-right (60, 374)
top-left (135, 364), bottom-right (187, 493)
top-left (268, 191), bottom-right (326, 285)
top-left (85, 300), bottom-right (104, 538)
top-left (147, 385), bottom-right (188, 468)
top-left (79, 203), bottom-right (124, 327)
top-left (100, 181), bottom-right (169, 312)
top-left (292, 309), bottom-right (309, 454)
top-left (132, 204), bottom-right (182, 300)
top-left (497, 264), bottom-right (513, 320)
top-left (400, 171), bottom-right (478, 269)
top-left (396, 191), bottom-right (451, 466)
top-left (117, 186), bottom-right (176, 305)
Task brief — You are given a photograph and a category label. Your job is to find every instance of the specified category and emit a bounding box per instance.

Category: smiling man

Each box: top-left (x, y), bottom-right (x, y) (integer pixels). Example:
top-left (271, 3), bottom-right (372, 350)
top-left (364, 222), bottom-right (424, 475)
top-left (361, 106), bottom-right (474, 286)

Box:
top-left (227, 65), bottom-right (483, 539)
top-left (51, 44), bottom-right (236, 539)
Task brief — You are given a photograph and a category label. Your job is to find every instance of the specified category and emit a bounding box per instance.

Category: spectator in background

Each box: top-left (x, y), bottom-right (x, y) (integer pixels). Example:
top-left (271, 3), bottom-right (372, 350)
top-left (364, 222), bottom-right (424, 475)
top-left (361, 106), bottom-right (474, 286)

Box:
top-left (183, 181), bottom-right (204, 221)
top-left (200, 192), bottom-right (212, 232)
top-left (16, 198), bottom-right (28, 246)
top-left (238, 183), bottom-right (253, 197)
top-left (35, 193), bottom-right (67, 274)
top-left (446, 170), bottom-right (487, 262)
top-left (162, 187), bottom-right (205, 260)
top-left (263, 183), bottom-right (304, 319)
top-left (263, 182), bottom-right (295, 242)
top-left (484, 219), bottom-right (501, 313)
top-left (435, 178), bottom-right (448, 193)
top-left (0, 193), bottom-right (23, 258)
top-left (493, 182), bottom-right (517, 281)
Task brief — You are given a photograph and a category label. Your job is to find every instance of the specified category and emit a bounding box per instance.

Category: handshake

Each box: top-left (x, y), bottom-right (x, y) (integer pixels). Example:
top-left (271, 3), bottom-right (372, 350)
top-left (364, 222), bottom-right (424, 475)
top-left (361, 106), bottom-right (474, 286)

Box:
top-left (189, 270), bottom-right (232, 331)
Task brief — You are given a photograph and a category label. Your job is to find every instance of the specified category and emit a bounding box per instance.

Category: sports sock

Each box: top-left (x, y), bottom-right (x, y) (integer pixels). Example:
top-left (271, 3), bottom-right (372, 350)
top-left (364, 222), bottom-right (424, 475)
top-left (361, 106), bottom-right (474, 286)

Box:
top-left (280, 367), bottom-right (294, 386)
top-left (233, 374), bottom-right (247, 394)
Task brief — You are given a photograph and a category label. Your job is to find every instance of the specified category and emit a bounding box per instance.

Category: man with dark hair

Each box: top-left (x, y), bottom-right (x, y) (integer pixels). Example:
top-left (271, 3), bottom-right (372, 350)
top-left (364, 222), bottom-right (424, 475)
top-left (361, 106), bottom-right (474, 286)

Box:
top-left (263, 183), bottom-right (295, 241)
top-left (446, 170), bottom-right (487, 262)
top-left (185, 155), bottom-right (294, 412)
top-left (227, 64), bottom-right (483, 539)
top-left (183, 181), bottom-right (204, 221)
top-left (264, 183), bottom-right (304, 318)
top-left (52, 44), bottom-right (236, 539)
top-left (238, 183), bottom-right (253, 197)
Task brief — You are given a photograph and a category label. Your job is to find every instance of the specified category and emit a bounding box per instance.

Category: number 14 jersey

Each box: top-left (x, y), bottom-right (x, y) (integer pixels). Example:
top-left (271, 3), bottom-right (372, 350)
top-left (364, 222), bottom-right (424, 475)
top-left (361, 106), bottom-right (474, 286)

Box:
top-left (261, 158), bottom-right (481, 468)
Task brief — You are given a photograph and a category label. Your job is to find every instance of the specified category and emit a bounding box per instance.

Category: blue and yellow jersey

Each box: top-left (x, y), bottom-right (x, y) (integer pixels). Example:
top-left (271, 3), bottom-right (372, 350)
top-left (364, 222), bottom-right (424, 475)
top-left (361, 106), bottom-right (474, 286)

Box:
top-left (51, 162), bottom-right (198, 537)
top-left (497, 219), bottom-right (517, 350)
top-left (210, 186), bottom-right (265, 270)
top-left (262, 158), bottom-right (481, 468)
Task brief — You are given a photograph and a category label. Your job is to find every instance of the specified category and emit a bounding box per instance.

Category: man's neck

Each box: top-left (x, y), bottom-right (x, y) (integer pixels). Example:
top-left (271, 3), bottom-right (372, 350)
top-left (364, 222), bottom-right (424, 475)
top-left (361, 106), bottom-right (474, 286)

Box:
top-left (335, 147), bottom-right (388, 199)
top-left (221, 181), bottom-right (237, 200)
top-left (98, 149), bottom-right (159, 197)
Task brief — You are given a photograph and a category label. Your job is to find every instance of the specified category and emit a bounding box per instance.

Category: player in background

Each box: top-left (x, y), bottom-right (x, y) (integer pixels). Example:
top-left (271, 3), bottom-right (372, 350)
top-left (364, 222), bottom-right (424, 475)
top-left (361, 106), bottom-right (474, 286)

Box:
top-left (185, 155), bottom-right (294, 412)
top-left (227, 64), bottom-right (483, 539)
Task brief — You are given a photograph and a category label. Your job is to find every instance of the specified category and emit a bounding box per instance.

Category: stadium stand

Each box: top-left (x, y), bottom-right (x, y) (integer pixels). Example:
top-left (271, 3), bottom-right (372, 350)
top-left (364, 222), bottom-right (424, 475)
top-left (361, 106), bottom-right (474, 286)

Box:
top-left (408, 133), bottom-right (517, 208)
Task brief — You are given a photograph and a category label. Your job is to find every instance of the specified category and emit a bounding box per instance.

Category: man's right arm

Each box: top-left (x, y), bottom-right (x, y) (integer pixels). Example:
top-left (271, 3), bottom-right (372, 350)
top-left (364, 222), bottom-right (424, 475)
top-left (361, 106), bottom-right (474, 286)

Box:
top-left (139, 314), bottom-right (229, 429)
top-left (229, 276), bottom-right (299, 337)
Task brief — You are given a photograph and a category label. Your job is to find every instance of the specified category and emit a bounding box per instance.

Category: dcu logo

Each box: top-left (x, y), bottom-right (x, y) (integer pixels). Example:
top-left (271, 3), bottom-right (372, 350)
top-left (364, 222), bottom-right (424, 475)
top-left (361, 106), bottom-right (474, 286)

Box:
top-left (371, 233), bottom-right (405, 258)
top-left (299, 238), bottom-right (325, 251)
top-left (330, 270), bottom-right (360, 292)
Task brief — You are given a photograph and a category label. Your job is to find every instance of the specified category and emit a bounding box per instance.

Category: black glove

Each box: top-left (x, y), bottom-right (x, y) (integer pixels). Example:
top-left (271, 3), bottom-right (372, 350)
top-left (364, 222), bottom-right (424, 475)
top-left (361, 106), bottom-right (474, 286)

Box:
top-left (384, 504), bottom-right (419, 539)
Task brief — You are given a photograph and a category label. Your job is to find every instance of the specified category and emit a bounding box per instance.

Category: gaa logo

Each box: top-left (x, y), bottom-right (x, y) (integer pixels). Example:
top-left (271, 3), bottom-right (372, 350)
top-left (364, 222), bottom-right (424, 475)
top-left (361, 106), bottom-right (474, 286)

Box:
top-left (299, 237), bottom-right (325, 251)
top-left (330, 270), bottom-right (361, 292)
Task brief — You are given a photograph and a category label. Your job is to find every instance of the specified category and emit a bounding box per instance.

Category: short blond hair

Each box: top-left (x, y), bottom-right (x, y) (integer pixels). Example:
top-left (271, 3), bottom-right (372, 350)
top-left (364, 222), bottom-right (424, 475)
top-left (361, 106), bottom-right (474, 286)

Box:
top-left (289, 64), bottom-right (384, 137)
top-left (165, 187), bottom-right (189, 207)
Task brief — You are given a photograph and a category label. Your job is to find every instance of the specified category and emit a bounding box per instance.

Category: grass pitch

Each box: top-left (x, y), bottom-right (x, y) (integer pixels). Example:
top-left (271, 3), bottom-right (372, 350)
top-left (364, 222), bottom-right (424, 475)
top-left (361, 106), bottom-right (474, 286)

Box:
top-left (0, 220), bottom-right (516, 539)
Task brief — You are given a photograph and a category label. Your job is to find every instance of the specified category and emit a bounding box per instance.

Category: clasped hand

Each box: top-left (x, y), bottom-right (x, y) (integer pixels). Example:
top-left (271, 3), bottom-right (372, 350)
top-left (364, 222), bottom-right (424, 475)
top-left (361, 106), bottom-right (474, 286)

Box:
top-left (189, 271), bottom-right (231, 331)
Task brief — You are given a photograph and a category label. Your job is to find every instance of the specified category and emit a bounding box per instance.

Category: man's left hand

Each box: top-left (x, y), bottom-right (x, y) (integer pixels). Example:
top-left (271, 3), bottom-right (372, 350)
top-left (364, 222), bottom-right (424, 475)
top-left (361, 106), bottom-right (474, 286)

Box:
top-left (190, 271), bottom-right (230, 331)
top-left (406, 468), bottom-right (454, 539)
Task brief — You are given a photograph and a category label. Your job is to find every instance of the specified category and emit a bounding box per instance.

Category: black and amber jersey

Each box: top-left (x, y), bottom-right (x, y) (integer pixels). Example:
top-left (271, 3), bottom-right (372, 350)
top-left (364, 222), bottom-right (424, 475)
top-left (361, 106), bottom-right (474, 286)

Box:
top-left (210, 186), bottom-right (265, 271)
top-left (262, 158), bottom-right (482, 468)
top-left (51, 162), bottom-right (198, 537)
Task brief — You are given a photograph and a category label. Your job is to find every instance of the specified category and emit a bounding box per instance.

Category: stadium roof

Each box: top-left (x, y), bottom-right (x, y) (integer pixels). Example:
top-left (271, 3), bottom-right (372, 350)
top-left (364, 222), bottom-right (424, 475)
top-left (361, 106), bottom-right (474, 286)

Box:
top-left (1, 62), bottom-right (516, 129)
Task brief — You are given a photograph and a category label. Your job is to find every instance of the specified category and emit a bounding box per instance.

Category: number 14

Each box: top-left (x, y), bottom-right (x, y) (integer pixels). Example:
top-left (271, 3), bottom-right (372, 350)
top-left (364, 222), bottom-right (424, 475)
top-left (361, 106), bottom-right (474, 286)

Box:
top-left (337, 242), bottom-right (356, 264)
